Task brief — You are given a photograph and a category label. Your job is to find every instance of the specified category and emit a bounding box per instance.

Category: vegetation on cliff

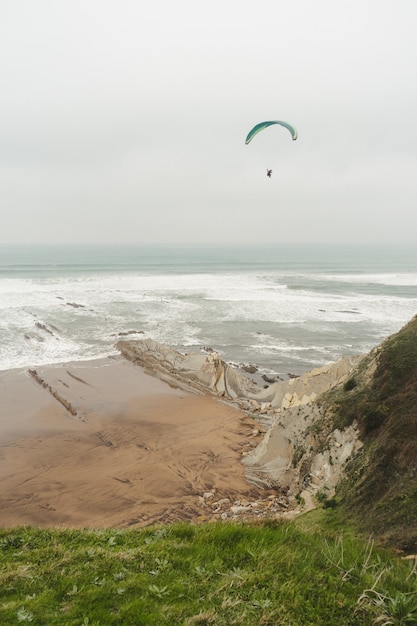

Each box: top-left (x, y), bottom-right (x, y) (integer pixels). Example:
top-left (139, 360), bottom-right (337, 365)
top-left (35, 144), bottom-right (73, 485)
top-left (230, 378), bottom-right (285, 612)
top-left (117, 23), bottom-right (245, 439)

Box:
top-left (325, 315), bottom-right (417, 552)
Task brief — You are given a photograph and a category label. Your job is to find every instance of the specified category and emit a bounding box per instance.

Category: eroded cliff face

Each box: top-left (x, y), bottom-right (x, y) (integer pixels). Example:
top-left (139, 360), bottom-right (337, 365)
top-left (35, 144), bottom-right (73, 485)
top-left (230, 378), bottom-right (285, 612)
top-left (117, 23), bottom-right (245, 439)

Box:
top-left (117, 338), bottom-right (366, 508)
top-left (242, 403), bottom-right (363, 512)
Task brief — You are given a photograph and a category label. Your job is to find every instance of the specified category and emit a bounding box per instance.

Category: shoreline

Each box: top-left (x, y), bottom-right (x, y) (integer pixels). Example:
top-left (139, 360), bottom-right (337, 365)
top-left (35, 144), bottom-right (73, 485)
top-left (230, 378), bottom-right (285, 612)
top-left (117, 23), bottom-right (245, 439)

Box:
top-left (0, 355), bottom-right (271, 528)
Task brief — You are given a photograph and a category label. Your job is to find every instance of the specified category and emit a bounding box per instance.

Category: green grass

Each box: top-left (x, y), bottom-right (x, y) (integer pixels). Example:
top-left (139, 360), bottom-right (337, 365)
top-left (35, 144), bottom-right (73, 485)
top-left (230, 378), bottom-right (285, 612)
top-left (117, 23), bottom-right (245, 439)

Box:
top-left (1, 512), bottom-right (416, 625)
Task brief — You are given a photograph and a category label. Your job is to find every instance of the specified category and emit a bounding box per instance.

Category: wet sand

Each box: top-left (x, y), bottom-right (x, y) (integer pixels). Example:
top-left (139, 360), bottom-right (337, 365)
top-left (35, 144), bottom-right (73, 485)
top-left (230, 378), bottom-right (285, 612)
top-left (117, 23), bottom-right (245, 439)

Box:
top-left (0, 358), bottom-right (262, 528)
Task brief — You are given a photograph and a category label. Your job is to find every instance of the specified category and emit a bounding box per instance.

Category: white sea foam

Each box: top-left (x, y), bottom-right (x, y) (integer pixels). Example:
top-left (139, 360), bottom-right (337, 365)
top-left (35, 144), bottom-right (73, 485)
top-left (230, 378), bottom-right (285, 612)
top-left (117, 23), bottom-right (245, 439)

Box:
top-left (307, 272), bottom-right (417, 287)
top-left (1, 245), bottom-right (416, 373)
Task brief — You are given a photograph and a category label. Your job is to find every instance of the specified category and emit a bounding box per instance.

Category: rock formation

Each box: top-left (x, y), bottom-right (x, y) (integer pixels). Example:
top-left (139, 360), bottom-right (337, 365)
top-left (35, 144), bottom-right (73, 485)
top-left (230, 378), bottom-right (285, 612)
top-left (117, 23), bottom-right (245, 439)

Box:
top-left (117, 338), bottom-right (364, 508)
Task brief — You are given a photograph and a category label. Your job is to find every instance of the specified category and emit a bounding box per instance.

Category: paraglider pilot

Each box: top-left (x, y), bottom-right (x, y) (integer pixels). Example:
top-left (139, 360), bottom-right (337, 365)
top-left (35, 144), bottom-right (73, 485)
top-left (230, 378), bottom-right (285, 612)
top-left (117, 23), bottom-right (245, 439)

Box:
top-left (266, 169), bottom-right (272, 178)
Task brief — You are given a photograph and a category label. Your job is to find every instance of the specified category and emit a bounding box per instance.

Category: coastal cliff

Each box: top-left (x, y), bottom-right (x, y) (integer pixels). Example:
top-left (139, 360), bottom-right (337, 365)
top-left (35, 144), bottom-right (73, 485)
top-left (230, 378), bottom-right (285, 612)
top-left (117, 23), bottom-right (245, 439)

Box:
top-left (118, 314), bottom-right (417, 550)
top-left (117, 338), bottom-right (363, 499)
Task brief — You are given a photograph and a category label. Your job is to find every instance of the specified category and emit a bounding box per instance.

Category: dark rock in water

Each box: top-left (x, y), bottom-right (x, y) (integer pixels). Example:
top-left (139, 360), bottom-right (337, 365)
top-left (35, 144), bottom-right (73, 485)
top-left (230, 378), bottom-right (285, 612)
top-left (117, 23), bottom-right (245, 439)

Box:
top-left (66, 302), bottom-right (85, 309)
top-left (241, 364), bottom-right (258, 374)
top-left (262, 374), bottom-right (280, 384)
top-left (111, 330), bottom-right (145, 337)
top-left (202, 346), bottom-right (214, 353)
top-left (35, 322), bottom-right (54, 336)
top-left (337, 309), bottom-right (361, 315)
top-left (287, 372), bottom-right (299, 379)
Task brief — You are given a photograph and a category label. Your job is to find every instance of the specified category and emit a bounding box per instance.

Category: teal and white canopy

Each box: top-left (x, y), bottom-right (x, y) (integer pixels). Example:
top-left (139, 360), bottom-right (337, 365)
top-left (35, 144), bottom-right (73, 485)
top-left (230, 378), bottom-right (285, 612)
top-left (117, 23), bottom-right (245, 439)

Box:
top-left (245, 121), bottom-right (298, 144)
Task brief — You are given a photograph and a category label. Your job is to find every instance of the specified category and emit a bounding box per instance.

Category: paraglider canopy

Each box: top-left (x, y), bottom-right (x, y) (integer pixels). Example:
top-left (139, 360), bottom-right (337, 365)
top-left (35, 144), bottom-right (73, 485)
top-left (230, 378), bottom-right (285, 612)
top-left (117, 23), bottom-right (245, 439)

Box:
top-left (245, 120), bottom-right (298, 144)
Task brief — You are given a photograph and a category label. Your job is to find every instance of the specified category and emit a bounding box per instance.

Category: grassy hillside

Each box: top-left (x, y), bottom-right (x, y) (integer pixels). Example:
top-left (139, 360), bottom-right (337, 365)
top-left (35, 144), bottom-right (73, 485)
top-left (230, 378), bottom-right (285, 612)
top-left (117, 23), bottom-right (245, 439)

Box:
top-left (326, 315), bottom-right (417, 552)
top-left (1, 514), bottom-right (417, 625)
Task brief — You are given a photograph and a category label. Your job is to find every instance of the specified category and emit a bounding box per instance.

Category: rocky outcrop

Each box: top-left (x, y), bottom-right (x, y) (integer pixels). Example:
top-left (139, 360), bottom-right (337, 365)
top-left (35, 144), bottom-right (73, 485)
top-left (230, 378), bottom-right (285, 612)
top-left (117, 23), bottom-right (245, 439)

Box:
top-left (247, 356), bottom-right (363, 410)
top-left (117, 338), bottom-right (365, 507)
top-left (117, 338), bottom-right (260, 398)
top-left (117, 338), bottom-right (362, 411)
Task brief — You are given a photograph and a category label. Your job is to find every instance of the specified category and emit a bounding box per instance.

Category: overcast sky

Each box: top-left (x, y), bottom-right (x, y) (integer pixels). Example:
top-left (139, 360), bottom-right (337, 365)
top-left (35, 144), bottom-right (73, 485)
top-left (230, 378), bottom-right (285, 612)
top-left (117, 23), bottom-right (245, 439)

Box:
top-left (1, 0), bottom-right (417, 246)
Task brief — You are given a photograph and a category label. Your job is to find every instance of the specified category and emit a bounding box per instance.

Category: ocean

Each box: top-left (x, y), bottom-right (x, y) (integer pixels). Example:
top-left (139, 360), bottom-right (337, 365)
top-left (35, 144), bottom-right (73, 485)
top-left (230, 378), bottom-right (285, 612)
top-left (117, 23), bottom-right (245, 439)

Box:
top-left (1, 243), bottom-right (416, 378)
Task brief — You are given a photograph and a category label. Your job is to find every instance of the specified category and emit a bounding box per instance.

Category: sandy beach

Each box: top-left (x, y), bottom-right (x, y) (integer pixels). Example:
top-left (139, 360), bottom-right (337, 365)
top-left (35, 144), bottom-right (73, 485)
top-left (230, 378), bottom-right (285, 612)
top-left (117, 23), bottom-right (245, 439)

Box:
top-left (0, 357), bottom-right (263, 528)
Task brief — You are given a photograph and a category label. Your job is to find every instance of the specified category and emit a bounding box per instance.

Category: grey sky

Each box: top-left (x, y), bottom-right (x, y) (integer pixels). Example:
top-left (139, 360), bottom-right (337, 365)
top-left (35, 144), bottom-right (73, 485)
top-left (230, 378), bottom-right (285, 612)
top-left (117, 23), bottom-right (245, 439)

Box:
top-left (1, 0), bottom-right (417, 245)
